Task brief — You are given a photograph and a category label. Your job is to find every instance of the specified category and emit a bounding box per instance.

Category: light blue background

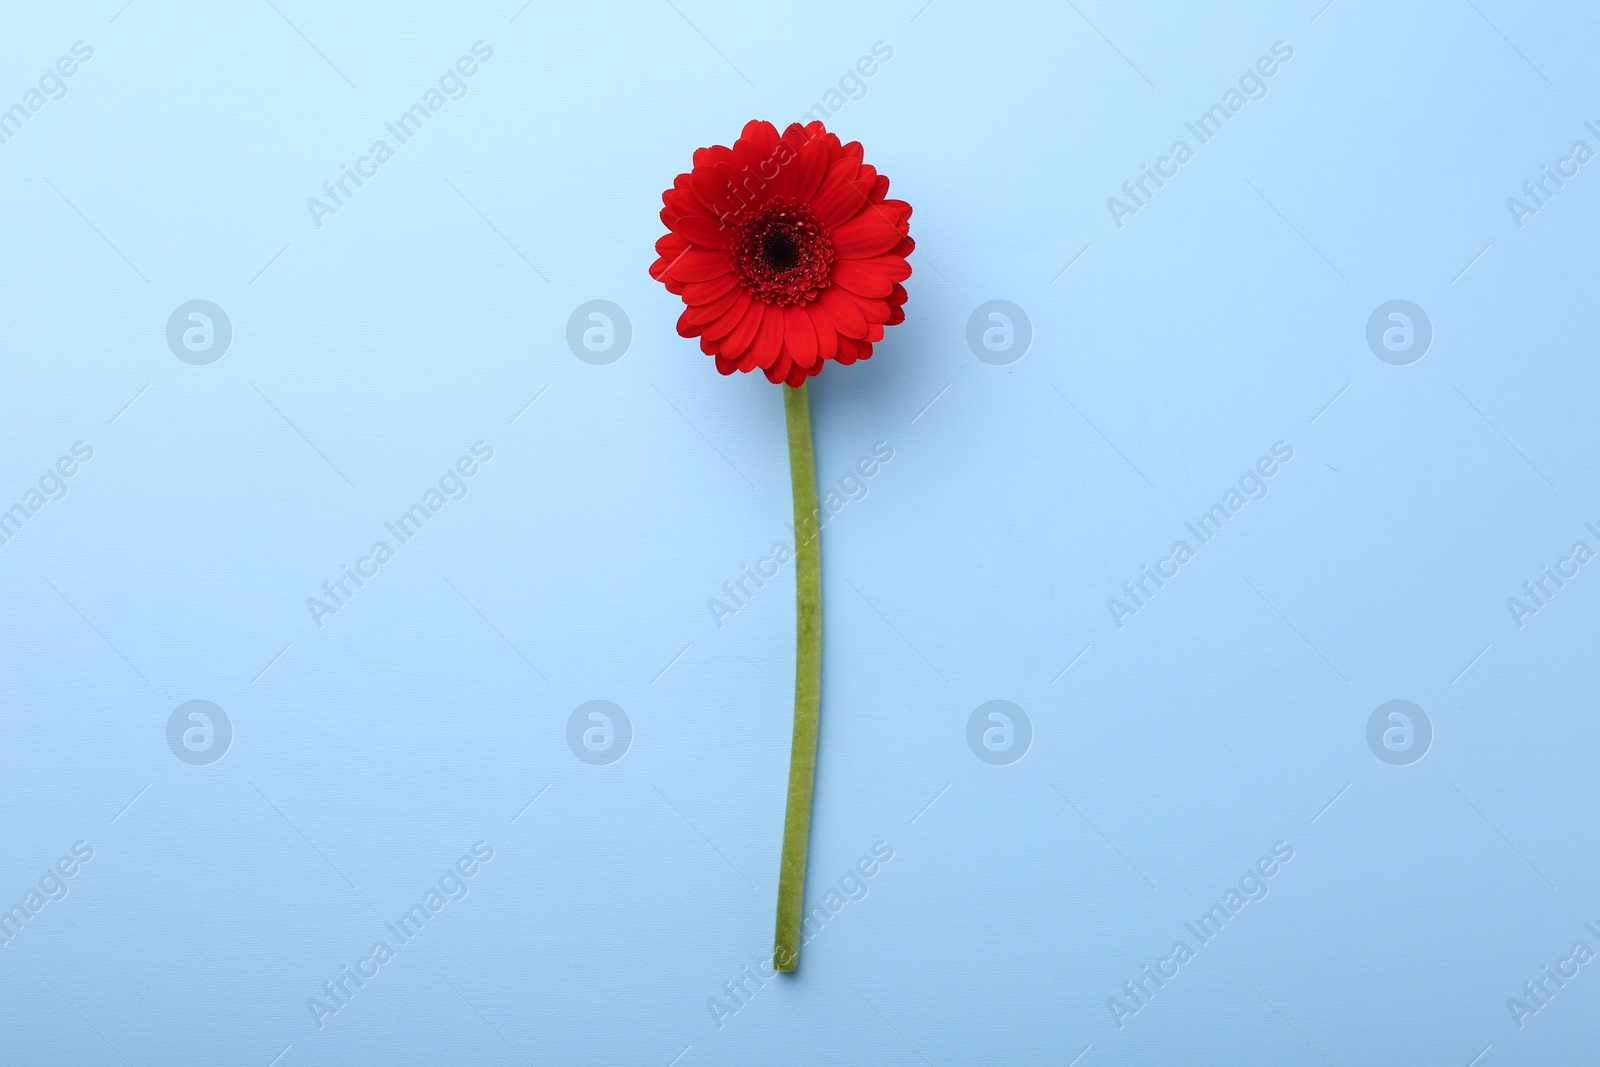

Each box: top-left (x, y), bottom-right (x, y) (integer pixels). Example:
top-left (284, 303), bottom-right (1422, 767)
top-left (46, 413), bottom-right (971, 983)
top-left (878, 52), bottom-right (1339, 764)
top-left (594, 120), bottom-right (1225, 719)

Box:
top-left (2, 1), bottom-right (1596, 1064)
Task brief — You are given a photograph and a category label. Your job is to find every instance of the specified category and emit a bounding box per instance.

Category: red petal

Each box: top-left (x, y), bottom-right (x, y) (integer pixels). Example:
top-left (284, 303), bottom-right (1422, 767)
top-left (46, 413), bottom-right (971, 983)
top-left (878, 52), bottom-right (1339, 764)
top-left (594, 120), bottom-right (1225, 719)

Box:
top-left (817, 286), bottom-right (869, 337)
top-left (835, 337), bottom-right (874, 365)
top-left (811, 307), bottom-right (838, 362)
top-left (830, 259), bottom-right (893, 298)
top-left (852, 296), bottom-right (891, 324)
top-left (831, 216), bottom-right (901, 258)
top-left (811, 160), bottom-right (866, 226)
top-left (783, 305), bottom-right (818, 367)
top-left (681, 273), bottom-right (741, 304)
top-left (681, 285), bottom-right (745, 328)
top-left (702, 292), bottom-right (754, 341)
top-left (880, 198), bottom-right (912, 225)
top-left (670, 248), bottom-right (733, 282)
top-left (690, 166), bottom-right (739, 221)
top-left (765, 353), bottom-right (792, 384)
top-left (887, 283), bottom-right (908, 325)
top-left (749, 304), bottom-right (785, 370)
top-left (719, 298), bottom-right (764, 354)
top-left (676, 306), bottom-right (705, 338)
top-left (667, 172), bottom-right (717, 219)
top-left (790, 130), bottom-right (838, 201)
top-left (670, 213), bottom-right (732, 250)
top-left (851, 254), bottom-right (912, 283)
top-left (740, 119), bottom-right (780, 155)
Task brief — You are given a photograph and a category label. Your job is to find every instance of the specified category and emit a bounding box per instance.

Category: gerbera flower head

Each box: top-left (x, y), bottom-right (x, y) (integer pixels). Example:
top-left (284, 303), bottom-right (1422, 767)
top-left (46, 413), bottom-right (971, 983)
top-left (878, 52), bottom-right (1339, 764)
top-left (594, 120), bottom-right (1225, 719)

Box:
top-left (651, 120), bottom-right (913, 387)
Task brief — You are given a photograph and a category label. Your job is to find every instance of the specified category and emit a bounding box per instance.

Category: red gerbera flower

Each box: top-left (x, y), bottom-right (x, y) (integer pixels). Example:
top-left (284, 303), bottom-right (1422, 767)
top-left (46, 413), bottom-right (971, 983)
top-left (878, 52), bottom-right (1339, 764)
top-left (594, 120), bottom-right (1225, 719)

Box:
top-left (650, 119), bottom-right (913, 387)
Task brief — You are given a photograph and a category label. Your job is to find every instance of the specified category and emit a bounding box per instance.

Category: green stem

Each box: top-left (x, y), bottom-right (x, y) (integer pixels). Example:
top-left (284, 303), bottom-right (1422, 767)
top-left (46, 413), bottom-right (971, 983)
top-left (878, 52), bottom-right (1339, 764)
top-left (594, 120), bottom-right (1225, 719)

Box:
top-left (774, 381), bottom-right (822, 972)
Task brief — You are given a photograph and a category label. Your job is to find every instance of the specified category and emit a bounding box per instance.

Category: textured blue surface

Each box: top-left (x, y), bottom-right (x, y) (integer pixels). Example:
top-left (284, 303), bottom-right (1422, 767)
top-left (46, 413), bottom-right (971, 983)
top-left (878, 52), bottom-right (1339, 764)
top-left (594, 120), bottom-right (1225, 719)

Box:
top-left (2, 2), bottom-right (1597, 1064)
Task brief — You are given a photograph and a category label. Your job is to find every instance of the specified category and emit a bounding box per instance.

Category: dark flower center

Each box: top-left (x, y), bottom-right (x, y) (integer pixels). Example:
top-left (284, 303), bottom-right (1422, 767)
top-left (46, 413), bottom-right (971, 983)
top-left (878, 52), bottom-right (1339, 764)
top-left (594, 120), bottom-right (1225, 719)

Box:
top-left (762, 230), bottom-right (801, 272)
top-left (733, 200), bottom-right (834, 306)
